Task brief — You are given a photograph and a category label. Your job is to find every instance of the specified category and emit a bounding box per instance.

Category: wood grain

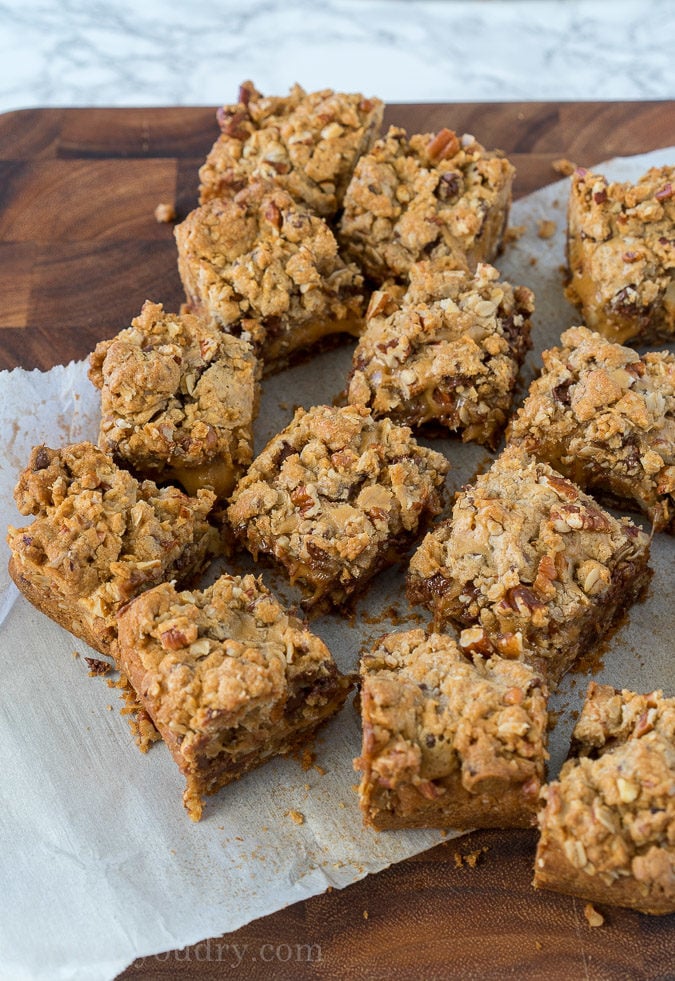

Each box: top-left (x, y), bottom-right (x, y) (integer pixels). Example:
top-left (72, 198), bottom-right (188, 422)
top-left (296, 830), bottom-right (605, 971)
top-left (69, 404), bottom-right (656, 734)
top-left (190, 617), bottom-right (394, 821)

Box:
top-left (1, 102), bottom-right (674, 980)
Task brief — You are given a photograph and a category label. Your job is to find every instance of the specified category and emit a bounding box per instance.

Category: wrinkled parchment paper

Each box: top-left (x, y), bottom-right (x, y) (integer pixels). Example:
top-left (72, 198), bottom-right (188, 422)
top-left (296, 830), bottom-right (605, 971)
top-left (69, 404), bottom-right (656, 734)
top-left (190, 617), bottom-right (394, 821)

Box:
top-left (1, 147), bottom-right (673, 981)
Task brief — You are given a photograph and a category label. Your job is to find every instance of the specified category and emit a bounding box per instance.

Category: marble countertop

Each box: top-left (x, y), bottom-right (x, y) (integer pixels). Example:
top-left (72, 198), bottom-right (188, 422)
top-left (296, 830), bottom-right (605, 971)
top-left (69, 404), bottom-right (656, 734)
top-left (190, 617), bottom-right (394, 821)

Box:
top-left (0, 0), bottom-right (672, 113)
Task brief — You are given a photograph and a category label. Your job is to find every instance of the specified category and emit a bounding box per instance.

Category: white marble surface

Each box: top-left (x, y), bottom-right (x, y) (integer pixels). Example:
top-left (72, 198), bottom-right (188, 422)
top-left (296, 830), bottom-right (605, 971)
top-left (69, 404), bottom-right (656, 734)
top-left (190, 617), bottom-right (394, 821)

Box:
top-left (0, 0), bottom-right (672, 112)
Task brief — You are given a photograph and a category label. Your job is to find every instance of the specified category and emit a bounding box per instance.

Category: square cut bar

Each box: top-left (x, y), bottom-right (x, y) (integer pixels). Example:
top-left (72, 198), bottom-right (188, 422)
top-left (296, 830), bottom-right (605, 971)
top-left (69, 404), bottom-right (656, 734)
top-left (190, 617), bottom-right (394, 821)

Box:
top-left (534, 681), bottom-right (675, 915)
top-left (116, 575), bottom-right (353, 821)
top-left (338, 125), bottom-right (515, 284)
top-left (354, 629), bottom-right (548, 830)
top-left (565, 165), bottom-right (675, 345)
top-left (7, 442), bottom-right (220, 658)
top-left (198, 80), bottom-right (384, 219)
top-left (175, 181), bottom-right (365, 373)
top-left (89, 300), bottom-right (260, 499)
top-left (406, 446), bottom-right (651, 688)
top-left (346, 258), bottom-right (534, 448)
top-left (227, 404), bottom-right (449, 612)
top-left (507, 325), bottom-right (675, 532)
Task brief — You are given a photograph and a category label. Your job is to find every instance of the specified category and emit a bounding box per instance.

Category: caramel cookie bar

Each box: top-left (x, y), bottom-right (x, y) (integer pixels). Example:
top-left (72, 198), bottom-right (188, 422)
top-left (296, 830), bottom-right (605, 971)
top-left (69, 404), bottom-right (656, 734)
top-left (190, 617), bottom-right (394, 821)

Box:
top-left (7, 442), bottom-right (220, 657)
top-left (565, 165), bottom-right (675, 345)
top-left (338, 125), bottom-right (515, 283)
top-left (199, 80), bottom-right (383, 219)
top-left (507, 325), bottom-right (675, 532)
top-left (346, 258), bottom-right (533, 448)
top-left (117, 574), bottom-right (352, 820)
top-left (355, 629), bottom-right (548, 830)
top-left (227, 404), bottom-right (449, 611)
top-left (407, 446), bottom-right (651, 687)
top-left (89, 301), bottom-right (260, 499)
top-left (175, 182), bottom-right (365, 373)
top-left (534, 681), bottom-right (675, 915)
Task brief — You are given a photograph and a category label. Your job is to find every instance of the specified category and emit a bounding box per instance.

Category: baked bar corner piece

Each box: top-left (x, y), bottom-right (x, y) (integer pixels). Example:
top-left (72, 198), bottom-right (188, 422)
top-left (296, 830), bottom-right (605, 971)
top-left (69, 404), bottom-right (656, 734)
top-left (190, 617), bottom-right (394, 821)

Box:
top-left (354, 629), bottom-right (548, 830)
top-left (7, 441), bottom-right (220, 658)
top-left (507, 324), bottom-right (675, 533)
top-left (338, 125), bottom-right (515, 284)
top-left (198, 80), bottom-right (384, 218)
top-left (565, 164), bottom-right (675, 345)
top-left (175, 181), bottom-right (365, 373)
top-left (227, 404), bottom-right (449, 612)
top-left (534, 681), bottom-right (675, 915)
top-left (89, 300), bottom-right (260, 499)
top-left (116, 574), bottom-right (353, 820)
top-left (346, 257), bottom-right (534, 448)
top-left (406, 446), bottom-right (651, 688)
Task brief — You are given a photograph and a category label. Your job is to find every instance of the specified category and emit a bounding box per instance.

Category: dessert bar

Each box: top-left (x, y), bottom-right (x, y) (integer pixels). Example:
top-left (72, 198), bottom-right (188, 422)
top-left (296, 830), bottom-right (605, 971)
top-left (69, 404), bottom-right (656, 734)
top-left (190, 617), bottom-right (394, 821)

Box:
top-left (117, 574), bottom-right (353, 820)
top-left (355, 629), bottom-right (548, 829)
top-left (346, 257), bottom-right (534, 448)
top-left (7, 442), bottom-right (220, 657)
top-left (89, 300), bottom-right (260, 499)
top-left (534, 681), bottom-right (675, 915)
top-left (227, 403), bottom-right (449, 611)
top-left (407, 446), bottom-right (651, 687)
top-left (507, 325), bottom-right (675, 532)
top-left (175, 181), bottom-right (365, 372)
top-left (199, 80), bottom-right (384, 218)
top-left (565, 165), bottom-right (675, 345)
top-left (339, 125), bottom-right (514, 283)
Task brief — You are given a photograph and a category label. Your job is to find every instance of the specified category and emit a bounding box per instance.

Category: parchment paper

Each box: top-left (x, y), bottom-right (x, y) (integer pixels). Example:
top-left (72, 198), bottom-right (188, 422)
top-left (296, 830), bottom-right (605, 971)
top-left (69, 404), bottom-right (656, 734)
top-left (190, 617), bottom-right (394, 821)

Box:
top-left (1, 147), bottom-right (673, 981)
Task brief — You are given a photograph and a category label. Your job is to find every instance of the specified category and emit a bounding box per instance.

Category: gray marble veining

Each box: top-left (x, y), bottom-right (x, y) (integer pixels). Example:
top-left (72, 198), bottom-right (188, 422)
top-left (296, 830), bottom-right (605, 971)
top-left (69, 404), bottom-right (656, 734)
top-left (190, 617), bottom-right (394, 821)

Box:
top-left (0, 0), bottom-right (672, 112)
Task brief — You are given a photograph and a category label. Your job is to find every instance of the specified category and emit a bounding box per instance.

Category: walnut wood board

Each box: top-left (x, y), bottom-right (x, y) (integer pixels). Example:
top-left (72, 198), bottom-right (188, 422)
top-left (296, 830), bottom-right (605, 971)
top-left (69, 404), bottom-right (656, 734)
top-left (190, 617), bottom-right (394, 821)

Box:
top-left (1, 103), bottom-right (674, 980)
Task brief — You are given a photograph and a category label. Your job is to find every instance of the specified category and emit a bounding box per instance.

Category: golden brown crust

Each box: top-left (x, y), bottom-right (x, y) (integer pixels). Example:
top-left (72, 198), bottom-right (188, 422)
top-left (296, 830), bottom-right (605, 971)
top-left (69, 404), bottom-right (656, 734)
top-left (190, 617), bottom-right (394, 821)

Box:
top-left (507, 325), bottom-right (675, 532)
top-left (355, 629), bottom-right (548, 830)
top-left (89, 300), bottom-right (260, 499)
top-left (6, 442), bottom-right (220, 659)
top-left (346, 258), bottom-right (534, 448)
top-left (227, 404), bottom-right (449, 612)
top-left (565, 166), bottom-right (675, 345)
top-left (117, 575), bottom-right (353, 820)
top-left (175, 182), bottom-right (365, 373)
top-left (339, 126), bottom-right (515, 283)
top-left (407, 446), bottom-right (652, 688)
top-left (199, 81), bottom-right (384, 217)
top-left (534, 682), bottom-right (675, 915)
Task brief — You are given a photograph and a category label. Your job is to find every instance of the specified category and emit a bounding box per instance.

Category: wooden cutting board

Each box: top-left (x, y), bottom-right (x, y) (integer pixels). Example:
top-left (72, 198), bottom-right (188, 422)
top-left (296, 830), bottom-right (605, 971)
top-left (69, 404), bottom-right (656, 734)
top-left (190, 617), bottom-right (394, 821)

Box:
top-left (1, 102), bottom-right (674, 979)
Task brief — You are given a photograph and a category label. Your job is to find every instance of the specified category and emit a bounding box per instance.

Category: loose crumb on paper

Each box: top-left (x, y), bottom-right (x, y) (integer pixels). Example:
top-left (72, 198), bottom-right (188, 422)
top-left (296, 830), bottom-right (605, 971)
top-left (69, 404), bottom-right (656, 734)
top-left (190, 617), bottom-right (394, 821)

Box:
top-left (286, 810), bottom-right (305, 826)
top-left (537, 219), bottom-right (557, 240)
top-left (85, 656), bottom-right (112, 677)
top-left (584, 902), bottom-right (604, 927)
top-left (363, 910), bottom-right (369, 920)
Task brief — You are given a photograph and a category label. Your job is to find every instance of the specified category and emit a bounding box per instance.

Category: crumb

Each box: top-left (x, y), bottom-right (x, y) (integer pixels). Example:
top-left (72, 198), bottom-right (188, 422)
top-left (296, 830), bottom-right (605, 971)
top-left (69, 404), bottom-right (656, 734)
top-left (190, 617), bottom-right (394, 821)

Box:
top-left (552, 157), bottom-right (577, 177)
top-left (454, 846), bottom-right (489, 869)
top-left (286, 809), bottom-right (305, 826)
top-left (338, 802), bottom-right (346, 809)
top-left (72, 650), bottom-right (80, 659)
top-left (537, 219), bottom-right (557, 240)
top-left (535, 940), bottom-right (543, 950)
top-left (304, 783), bottom-right (311, 791)
top-left (326, 886), bottom-right (333, 894)
top-left (363, 910), bottom-right (369, 920)
top-left (584, 902), bottom-right (605, 927)
top-left (154, 201), bottom-right (176, 223)
top-left (529, 257), bottom-right (538, 266)
top-left (315, 764), bottom-right (327, 776)
top-left (85, 656), bottom-right (112, 677)
top-left (105, 704), bottom-right (112, 711)
top-left (504, 224), bottom-right (526, 243)
top-left (299, 747), bottom-right (316, 771)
